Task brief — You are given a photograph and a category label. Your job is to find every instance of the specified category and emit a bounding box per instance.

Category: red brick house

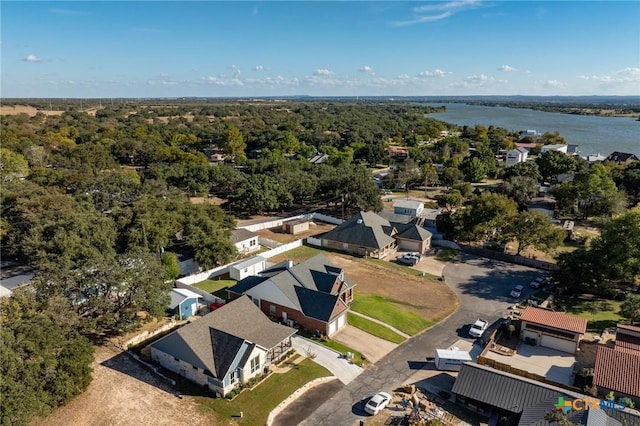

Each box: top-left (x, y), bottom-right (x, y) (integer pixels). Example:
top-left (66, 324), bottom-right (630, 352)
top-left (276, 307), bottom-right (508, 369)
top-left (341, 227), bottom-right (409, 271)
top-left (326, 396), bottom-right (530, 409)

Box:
top-left (227, 254), bottom-right (355, 337)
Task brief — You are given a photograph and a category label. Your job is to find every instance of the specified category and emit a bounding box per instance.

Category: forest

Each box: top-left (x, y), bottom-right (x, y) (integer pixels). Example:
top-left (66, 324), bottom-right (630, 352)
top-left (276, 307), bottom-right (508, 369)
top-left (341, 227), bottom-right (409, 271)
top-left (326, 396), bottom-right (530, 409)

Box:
top-left (1, 99), bottom-right (639, 425)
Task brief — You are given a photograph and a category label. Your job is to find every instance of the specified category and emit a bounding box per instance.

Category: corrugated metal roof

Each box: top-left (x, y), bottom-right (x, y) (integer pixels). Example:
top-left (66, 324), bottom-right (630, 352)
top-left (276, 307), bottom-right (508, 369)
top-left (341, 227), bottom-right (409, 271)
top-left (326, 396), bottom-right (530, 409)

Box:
top-left (520, 307), bottom-right (587, 335)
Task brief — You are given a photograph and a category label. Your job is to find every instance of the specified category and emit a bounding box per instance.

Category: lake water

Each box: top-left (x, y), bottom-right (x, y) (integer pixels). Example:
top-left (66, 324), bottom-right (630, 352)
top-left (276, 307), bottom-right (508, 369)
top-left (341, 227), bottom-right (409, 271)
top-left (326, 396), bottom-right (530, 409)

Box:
top-left (424, 103), bottom-right (640, 157)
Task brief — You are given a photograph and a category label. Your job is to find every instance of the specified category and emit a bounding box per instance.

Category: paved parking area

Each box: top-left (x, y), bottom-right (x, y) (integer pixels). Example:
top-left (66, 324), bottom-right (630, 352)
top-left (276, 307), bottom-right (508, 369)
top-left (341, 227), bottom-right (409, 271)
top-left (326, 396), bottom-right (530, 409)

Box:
top-left (332, 325), bottom-right (398, 363)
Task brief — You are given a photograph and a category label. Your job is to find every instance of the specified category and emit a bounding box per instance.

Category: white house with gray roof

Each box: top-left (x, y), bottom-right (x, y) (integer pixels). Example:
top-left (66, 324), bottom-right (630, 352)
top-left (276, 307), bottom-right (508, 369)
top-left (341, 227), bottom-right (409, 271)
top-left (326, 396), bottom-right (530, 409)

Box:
top-left (150, 296), bottom-right (296, 397)
top-left (231, 229), bottom-right (260, 254)
top-left (506, 147), bottom-right (529, 167)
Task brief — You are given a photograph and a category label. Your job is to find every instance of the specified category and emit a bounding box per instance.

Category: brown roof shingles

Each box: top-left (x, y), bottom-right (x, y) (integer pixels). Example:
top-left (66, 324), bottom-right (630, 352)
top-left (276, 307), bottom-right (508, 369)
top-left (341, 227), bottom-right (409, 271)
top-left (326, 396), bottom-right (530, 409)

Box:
top-left (519, 307), bottom-right (587, 335)
top-left (615, 324), bottom-right (640, 354)
top-left (593, 345), bottom-right (640, 398)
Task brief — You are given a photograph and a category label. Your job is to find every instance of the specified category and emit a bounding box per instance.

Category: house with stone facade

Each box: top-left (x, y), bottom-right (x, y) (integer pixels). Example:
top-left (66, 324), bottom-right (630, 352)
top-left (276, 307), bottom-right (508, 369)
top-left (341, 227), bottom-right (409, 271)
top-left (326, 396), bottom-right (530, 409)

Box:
top-left (150, 296), bottom-right (296, 397)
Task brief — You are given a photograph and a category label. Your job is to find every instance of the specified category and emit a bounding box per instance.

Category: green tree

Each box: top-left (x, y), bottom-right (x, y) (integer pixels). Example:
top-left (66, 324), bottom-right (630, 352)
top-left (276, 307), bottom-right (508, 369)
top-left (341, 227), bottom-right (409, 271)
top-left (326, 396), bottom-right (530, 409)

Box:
top-left (435, 190), bottom-right (464, 213)
top-left (541, 131), bottom-right (567, 145)
top-left (0, 148), bottom-right (29, 183)
top-left (162, 252), bottom-right (181, 281)
top-left (506, 211), bottom-right (565, 255)
top-left (536, 150), bottom-right (576, 182)
top-left (549, 182), bottom-right (579, 218)
top-left (620, 294), bottom-right (640, 325)
top-left (224, 126), bottom-right (247, 161)
top-left (0, 291), bottom-right (94, 426)
top-left (500, 176), bottom-right (539, 210)
top-left (441, 167), bottom-right (464, 187)
top-left (503, 160), bottom-right (542, 182)
top-left (573, 163), bottom-right (618, 219)
top-left (460, 156), bottom-right (487, 183)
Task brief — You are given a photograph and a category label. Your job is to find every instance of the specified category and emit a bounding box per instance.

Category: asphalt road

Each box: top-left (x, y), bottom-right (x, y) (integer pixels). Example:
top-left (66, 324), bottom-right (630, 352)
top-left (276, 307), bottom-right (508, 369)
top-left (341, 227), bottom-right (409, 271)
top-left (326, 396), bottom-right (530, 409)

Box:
top-left (293, 253), bottom-right (544, 426)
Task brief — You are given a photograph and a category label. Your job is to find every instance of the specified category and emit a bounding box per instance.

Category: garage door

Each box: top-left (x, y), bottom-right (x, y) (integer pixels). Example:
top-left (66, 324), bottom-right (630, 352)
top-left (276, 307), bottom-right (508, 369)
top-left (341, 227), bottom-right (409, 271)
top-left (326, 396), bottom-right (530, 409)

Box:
top-left (328, 320), bottom-right (337, 336)
top-left (540, 335), bottom-right (575, 353)
top-left (522, 330), bottom-right (537, 342)
top-left (400, 241), bottom-right (421, 252)
top-left (337, 314), bottom-right (346, 329)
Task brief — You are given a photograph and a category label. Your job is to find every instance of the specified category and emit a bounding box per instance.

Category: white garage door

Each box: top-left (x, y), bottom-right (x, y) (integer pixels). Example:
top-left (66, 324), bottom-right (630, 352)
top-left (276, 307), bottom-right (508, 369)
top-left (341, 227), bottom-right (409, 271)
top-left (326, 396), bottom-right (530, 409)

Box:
top-left (328, 320), bottom-right (337, 336)
top-left (337, 314), bottom-right (346, 329)
top-left (400, 241), bottom-right (421, 252)
top-left (540, 335), bottom-right (575, 353)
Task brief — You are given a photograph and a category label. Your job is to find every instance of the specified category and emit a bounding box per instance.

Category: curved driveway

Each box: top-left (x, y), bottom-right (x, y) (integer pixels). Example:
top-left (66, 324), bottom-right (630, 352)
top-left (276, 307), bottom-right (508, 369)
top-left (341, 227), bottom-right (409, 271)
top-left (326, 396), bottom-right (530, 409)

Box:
top-left (297, 253), bottom-right (542, 426)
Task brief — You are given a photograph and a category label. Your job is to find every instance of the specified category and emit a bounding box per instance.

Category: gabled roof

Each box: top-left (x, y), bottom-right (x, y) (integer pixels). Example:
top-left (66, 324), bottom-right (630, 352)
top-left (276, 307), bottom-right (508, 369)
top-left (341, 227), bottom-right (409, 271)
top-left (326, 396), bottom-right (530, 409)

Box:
top-left (151, 296), bottom-right (296, 378)
top-left (231, 256), bottom-right (266, 271)
top-left (169, 288), bottom-right (201, 309)
top-left (615, 324), bottom-right (640, 354)
top-left (393, 223), bottom-right (432, 242)
top-left (519, 307), bottom-right (587, 335)
top-left (508, 147), bottom-right (529, 154)
top-left (593, 345), bottom-right (640, 398)
top-left (606, 152), bottom-right (639, 163)
top-left (320, 211), bottom-right (396, 250)
top-left (231, 228), bottom-right (258, 243)
top-left (452, 363), bottom-right (592, 425)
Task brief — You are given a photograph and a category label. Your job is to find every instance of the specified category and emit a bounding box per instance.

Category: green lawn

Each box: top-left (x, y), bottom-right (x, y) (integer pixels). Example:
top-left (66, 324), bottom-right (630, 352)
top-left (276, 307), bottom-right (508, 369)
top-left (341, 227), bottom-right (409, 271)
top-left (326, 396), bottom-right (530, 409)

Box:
top-left (268, 245), bottom-right (325, 263)
top-left (350, 294), bottom-right (433, 336)
top-left (555, 296), bottom-right (623, 333)
top-left (347, 313), bottom-right (406, 344)
top-left (435, 248), bottom-right (459, 263)
top-left (194, 358), bottom-right (331, 425)
top-left (193, 279), bottom-right (237, 300)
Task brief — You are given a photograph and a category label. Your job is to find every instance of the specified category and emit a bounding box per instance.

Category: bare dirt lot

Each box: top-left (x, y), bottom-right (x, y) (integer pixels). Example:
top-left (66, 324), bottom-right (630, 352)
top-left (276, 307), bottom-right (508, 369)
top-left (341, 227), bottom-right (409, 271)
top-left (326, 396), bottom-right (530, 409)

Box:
top-left (33, 345), bottom-right (211, 426)
top-left (256, 221), bottom-right (336, 244)
top-left (0, 105), bottom-right (64, 116)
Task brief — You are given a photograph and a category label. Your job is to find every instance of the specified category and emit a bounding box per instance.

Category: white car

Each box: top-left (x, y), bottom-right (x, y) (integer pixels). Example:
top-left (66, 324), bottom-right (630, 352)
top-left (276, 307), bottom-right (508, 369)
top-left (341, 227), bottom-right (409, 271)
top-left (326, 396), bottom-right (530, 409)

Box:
top-left (510, 285), bottom-right (524, 298)
top-left (529, 281), bottom-right (542, 289)
top-left (364, 391), bottom-right (392, 415)
top-left (469, 319), bottom-right (489, 338)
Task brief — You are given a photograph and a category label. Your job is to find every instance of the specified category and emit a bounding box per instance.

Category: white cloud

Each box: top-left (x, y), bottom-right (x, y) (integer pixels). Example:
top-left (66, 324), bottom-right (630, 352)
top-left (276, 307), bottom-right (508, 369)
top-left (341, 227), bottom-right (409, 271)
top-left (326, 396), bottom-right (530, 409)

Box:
top-left (499, 65), bottom-right (517, 72)
top-left (450, 74), bottom-right (507, 89)
top-left (358, 66), bottom-right (375, 74)
top-left (22, 54), bottom-right (42, 63)
top-left (390, 0), bottom-right (484, 26)
top-left (418, 69), bottom-right (451, 77)
top-left (544, 80), bottom-right (564, 88)
top-left (253, 65), bottom-right (264, 71)
top-left (577, 67), bottom-right (640, 83)
top-left (313, 68), bottom-right (334, 76)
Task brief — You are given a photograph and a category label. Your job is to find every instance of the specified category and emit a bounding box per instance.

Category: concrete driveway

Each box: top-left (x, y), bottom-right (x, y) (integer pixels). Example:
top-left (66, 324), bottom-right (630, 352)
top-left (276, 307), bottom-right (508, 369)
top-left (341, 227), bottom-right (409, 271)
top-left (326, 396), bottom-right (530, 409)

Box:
top-left (292, 335), bottom-right (363, 385)
top-left (332, 325), bottom-right (398, 363)
top-left (298, 253), bottom-right (542, 426)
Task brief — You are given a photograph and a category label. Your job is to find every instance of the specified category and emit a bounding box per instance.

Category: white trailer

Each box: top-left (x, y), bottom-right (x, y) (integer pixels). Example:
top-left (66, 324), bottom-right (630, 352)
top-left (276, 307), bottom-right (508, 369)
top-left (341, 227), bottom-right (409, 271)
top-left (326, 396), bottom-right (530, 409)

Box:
top-left (434, 349), bottom-right (472, 371)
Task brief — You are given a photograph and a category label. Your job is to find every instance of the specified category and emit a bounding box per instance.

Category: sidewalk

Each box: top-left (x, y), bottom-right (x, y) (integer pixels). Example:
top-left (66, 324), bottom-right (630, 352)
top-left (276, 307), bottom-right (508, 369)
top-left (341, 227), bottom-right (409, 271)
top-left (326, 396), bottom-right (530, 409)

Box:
top-left (291, 336), bottom-right (363, 385)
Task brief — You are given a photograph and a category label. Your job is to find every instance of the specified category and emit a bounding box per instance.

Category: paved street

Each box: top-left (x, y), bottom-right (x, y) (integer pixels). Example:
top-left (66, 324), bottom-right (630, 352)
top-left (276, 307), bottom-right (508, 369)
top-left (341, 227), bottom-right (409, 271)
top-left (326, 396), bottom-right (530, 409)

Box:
top-left (295, 253), bottom-right (543, 426)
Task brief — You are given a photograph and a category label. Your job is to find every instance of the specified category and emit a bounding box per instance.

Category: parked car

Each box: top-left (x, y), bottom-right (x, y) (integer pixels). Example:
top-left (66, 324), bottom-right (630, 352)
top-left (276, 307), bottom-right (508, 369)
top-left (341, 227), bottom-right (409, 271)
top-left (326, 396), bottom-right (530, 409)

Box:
top-left (529, 281), bottom-right (542, 289)
top-left (469, 319), bottom-right (489, 338)
top-left (510, 285), bottom-right (524, 298)
top-left (364, 392), bottom-right (392, 415)
top-left (397, 253), bottom-right (420, 266)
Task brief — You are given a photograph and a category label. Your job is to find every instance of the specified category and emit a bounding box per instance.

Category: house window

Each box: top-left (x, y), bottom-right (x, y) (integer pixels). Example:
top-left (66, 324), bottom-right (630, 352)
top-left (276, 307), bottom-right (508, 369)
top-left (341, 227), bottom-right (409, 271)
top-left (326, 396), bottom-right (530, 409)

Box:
top-left (250, 356), bottom-right (260, 374)
top-left (253, 298), bottom-right (260, 307)
top-left (230, 370), bottom-right (237, 384)
top-left (250, 239), bottom-right (256, 246)
top-left (269, 304), bottom-right (276, 316)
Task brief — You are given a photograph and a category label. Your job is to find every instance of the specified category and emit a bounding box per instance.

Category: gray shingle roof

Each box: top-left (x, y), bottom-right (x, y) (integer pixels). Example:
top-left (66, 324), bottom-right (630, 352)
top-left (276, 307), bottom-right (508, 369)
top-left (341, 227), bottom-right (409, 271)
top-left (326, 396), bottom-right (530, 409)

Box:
top-left (320, 211), bottom-right (396, 250)
top-left (151, 296), bottom-right (296, 378)
top-left (393, 223), bottom-right (432, 242)
top-left (231, 228), bottom-right (258, 243)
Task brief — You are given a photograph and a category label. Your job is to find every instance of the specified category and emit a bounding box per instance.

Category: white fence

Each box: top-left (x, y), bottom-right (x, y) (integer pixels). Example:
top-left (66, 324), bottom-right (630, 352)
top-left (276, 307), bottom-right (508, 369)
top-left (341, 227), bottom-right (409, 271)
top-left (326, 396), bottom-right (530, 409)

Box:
top-left (260, 239), bottom-right (303, 259)
top-left (239, 215), bottom-right (305, 232)
top-left (311, 213), bottom-right (343, 225)
top-left (307, 237), bottom-right (322, 247)
top-left (175, 264), bottom-right (229, 286)
top-left (258, 237), bottom-right (282, 249)
top-left (175, 281), bottom-right (225, 303)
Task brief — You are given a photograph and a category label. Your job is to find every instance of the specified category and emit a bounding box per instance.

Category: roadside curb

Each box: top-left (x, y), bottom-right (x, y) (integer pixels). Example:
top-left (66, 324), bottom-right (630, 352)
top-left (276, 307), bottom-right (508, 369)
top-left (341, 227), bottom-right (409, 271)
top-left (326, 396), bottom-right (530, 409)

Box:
top-left (265, 376), bottom-right (337, 426)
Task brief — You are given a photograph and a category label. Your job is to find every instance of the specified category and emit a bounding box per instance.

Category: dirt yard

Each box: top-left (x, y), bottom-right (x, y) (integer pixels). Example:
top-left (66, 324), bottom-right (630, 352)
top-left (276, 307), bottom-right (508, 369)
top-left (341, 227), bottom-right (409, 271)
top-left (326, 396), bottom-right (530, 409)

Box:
top-left (324, 253), bottom-right (458, 322)
top-left (0, 105), bottom-right (64, 116)
top-left (33, 345), bottom-right (211, 426)
top-left (256, 221), bottom-right (336, 244)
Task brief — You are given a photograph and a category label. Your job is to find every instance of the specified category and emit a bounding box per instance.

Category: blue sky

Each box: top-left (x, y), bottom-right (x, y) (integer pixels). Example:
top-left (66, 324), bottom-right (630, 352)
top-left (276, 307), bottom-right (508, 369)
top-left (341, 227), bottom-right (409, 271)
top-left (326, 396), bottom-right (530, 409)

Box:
top-left (2, 1), bottom-right (639, 97)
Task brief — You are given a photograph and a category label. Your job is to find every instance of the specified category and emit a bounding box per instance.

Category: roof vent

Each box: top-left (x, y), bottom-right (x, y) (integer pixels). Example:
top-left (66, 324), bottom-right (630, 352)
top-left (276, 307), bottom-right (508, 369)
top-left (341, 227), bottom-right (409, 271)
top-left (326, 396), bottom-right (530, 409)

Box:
top-left (357, 219), bottom-right (363, 224)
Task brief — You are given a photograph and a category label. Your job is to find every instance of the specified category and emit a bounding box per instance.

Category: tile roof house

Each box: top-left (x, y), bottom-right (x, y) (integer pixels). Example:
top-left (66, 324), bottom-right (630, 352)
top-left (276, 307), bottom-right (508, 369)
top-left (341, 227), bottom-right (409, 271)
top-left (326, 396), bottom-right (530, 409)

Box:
top-left (231, 229), bottom-right (260, 255)
top-left (519, 307), bottom-right (587, 353)
top-left (150, 296), bottom-right (296, 397)
top-left (593, 324), bottom-right (640, 404)
top-left (226, 254), bottom-right (355, 337)
top-left (452, 362), bottom-right (640, 426)
top-left (318, 211), bottom-right (432, 258)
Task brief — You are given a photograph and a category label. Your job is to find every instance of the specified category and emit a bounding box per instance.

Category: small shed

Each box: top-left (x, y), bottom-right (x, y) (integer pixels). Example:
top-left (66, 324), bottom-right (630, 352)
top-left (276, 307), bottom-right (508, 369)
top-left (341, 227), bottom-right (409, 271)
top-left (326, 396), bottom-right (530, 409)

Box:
top-left (393, 200), bottom-right (424, 217)
top-left (229, 255), bottom-right (267, 281)
top-left (434, 349), bottom-right (472, 371)
top-left (169, 288), bottom-right (202, 320)
top-left (282, 220), bottom-right (310, 235)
